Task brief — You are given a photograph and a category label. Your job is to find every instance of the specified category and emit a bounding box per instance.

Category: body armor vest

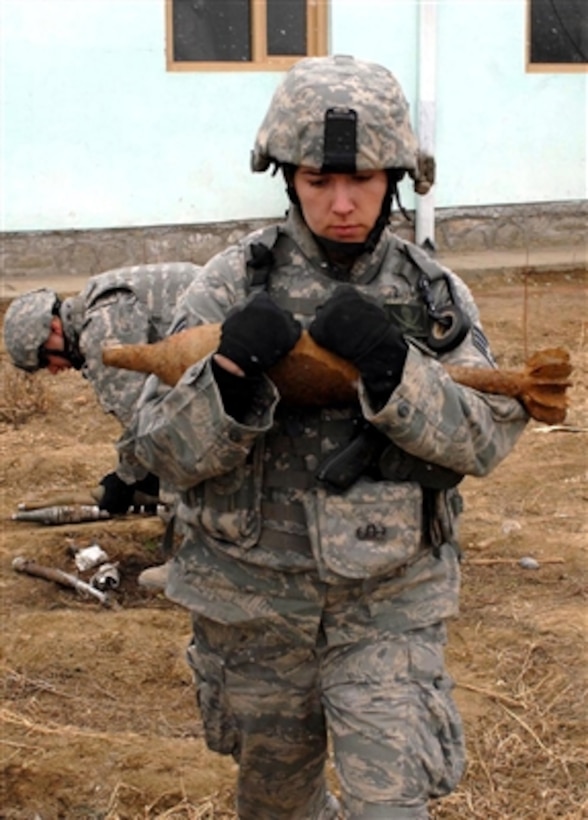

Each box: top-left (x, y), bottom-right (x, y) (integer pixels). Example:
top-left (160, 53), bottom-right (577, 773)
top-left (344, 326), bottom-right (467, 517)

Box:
top-left (60, 263), bottom-right (200, 350)
top-left (198, 227), bottom-right (463, 571)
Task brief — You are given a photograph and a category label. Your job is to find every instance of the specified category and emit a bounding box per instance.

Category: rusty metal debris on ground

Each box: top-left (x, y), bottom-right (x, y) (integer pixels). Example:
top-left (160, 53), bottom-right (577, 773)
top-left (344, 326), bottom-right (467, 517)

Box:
top-left (11, 502), bottom-right (168, 525)
top-left (12, 505), bottom-right (112, 525)
top-left (73, 543), bottom-right (109, 571)
top-left (12, 556), bottom-right (114, 607)
top-left (90, 562), bottom-right (120, 591)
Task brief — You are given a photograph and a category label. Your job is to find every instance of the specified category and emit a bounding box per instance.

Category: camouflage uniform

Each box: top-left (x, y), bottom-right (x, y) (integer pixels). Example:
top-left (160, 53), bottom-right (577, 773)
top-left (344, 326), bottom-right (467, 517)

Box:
top-left (3, 262), bottom-right (199, 484)
top-left (124, 57), bottom-right (529, 819)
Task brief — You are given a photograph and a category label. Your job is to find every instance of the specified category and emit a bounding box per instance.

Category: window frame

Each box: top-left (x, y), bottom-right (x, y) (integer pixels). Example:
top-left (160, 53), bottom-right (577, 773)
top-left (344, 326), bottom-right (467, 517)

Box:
top-left (526, 0), bottom-right (587, 73)
top-left (165, 0), bottom-right (329, 72)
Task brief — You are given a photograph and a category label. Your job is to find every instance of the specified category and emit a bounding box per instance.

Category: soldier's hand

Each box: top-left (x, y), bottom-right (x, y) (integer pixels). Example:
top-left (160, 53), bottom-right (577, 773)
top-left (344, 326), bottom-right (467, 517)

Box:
top-left (97, 472), bottom-right (135, 515)
top-left (309, 285), bottom-right (408, 401)
top-left (216, 292), bottom-right (302, 377)
top-left (134, 472), bottom-right (159, 500)
top-left (132, 472), bottom-right (160, 513)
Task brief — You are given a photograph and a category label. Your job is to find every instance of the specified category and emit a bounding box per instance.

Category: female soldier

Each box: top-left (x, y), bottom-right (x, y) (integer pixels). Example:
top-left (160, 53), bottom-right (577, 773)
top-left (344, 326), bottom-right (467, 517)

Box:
top-left (125, 55), bottom-right (528, 819)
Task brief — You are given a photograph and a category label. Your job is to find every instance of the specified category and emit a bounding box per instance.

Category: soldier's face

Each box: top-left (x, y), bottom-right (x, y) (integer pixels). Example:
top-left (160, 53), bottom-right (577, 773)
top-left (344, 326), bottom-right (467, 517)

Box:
top-left (293, 166), bottom-right (388, 243)
top-left (41, 329), bottom-right (72, 374)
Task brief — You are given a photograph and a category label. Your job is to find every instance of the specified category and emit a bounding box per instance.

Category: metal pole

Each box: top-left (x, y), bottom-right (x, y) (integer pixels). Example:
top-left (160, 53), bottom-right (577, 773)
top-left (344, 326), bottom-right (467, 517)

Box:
top-left (415, 0), bottom-right (437, 252)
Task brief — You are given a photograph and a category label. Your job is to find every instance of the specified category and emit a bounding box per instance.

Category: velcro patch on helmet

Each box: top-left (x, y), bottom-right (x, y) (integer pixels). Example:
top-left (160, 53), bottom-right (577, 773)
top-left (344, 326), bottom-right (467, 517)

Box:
top-left (322, 108), bottom-right (357, 173)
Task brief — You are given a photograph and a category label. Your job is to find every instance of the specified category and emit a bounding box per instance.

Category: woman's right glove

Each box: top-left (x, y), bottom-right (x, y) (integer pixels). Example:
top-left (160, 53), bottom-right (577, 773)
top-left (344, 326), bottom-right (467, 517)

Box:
top-left (213, 292), bottom-right (301, 418)
top-left (309, 285), bottom-right (408, 406)
top-left (217, 291), bottom-right (302, 376)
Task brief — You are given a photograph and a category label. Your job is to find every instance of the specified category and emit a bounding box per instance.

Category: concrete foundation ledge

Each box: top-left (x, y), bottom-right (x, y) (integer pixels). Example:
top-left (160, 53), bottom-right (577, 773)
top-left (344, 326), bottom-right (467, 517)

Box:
top-left (1, 200), bottom-right (586, 285)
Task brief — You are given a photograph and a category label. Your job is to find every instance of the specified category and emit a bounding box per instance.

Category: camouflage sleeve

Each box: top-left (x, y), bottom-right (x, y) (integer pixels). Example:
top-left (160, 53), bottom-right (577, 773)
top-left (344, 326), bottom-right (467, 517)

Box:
top-left (113, 434), bottom-right (151, 485)
top-left (121, 241), bottom-right (286, 488)
top-left (80, 291), bottom-right (152, 426)
top-left (168, 245), bottom-right (250, 333)
top-left (126, 357), bottom-right (279, 490)
top-left (361, 273), bottom-right (529, 476)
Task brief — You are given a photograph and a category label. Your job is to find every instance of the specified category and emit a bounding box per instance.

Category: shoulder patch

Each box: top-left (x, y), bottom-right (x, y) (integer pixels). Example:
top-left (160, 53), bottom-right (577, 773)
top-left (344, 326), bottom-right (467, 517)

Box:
top-left (472, 325), bottom-right (496, 365)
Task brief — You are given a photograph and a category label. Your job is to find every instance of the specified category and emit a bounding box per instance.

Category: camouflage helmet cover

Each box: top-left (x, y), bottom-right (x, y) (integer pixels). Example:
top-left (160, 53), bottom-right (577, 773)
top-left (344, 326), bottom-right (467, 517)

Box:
top-left (3, 288), bottom-right (58, 372)
top-left (251, 54), bottom-right (420, 175)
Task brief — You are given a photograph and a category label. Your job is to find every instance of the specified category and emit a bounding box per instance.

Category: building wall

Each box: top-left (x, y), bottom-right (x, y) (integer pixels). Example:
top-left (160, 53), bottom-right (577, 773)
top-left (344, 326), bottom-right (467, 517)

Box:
top-left (2, 201), bottom-right (586, 285)
top-left (1, 0), bottom-right (586, 233)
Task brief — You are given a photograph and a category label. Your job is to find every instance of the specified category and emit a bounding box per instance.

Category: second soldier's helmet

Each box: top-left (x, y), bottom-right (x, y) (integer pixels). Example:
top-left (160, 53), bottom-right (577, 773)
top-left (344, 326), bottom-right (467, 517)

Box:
top-left (251, 54), bottom-right (431, 190)
top-left (3, 288), bottom-right (59, 372)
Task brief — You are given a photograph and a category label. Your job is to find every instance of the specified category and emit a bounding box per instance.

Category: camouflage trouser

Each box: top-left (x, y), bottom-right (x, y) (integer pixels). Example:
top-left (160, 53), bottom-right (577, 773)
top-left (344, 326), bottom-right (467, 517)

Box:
top-left (186, 604), bottom-right (464, 819)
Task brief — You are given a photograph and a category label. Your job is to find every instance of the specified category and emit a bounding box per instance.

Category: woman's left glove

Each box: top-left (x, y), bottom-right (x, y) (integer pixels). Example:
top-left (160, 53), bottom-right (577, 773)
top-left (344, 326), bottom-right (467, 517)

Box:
top-left (309, 285), bottom-right (408, 403)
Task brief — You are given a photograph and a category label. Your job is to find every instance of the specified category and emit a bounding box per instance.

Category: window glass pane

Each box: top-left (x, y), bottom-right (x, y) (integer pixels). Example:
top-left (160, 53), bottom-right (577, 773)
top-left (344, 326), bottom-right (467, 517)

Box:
top-left (529, 0), bottom-right (587, 64)
top-left (267, 0), bottom-right (306, 56)
top-left (173, 0), bottom-right (251, 62)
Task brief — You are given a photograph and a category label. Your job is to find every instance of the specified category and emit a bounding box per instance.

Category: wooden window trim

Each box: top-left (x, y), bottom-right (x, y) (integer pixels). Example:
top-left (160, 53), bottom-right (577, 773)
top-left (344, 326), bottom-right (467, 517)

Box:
top-left (526, 0), bottom-right (587, 73)
top-left (166, 0), bottom-right (329, 72)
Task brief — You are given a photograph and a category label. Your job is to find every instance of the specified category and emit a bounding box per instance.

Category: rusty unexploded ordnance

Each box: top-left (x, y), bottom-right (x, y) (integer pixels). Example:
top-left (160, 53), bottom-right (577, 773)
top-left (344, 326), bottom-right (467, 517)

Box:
top-left (102, 325), bottom-right (572, 425)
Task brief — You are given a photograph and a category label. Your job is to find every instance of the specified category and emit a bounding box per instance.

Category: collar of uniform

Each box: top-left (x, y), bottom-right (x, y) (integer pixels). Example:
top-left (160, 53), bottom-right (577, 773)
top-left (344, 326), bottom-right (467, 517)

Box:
top-left (283, 207), bottom-right (391, 285)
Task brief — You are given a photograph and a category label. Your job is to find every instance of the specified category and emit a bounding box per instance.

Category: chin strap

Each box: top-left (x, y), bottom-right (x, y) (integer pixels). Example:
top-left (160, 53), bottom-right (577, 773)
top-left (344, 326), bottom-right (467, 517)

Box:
top-left (56, 299), bottom-right (85, 370)
top-left (61, 336), bottom-right (85, 370)
top-left (392, 178), bottom-right (412, 224)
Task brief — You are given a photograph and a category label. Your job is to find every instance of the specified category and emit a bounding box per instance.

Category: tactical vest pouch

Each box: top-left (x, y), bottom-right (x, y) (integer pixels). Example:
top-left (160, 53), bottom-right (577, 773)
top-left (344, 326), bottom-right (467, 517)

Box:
top-left (303, 478), bottom-right (423, 583)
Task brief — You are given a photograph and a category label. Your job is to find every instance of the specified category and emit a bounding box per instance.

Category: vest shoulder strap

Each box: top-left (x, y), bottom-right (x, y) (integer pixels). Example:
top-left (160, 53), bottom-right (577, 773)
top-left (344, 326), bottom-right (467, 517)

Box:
top-left (398, 240), bottom-right (448, 285)
top-left (245, 226), bottom-right (281, 292)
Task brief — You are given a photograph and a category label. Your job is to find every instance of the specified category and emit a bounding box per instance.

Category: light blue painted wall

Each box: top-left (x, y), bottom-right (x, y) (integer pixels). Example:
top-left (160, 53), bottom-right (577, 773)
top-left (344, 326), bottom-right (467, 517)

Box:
top-left (1, 0), bottom-right (285, 230)
top-left (435, 0), bottom-right (586, 207)
top-left (1, 0), bottom-right (585, 232)
top-left (333, 0), bottom-right (586, 209)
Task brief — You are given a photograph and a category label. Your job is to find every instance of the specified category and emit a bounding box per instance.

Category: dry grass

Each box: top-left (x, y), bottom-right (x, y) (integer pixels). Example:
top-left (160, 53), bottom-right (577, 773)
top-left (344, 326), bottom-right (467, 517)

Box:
top-left (432, 634), bottom-right (587, 819)
top-left (0, 272), bottom-right (586, 819)
top-left (2, 623), bottom-right (586, 820)
top-left (0, 363), bottom-right (51, 426)
top-left (104, 789), bottom-right (235, 820)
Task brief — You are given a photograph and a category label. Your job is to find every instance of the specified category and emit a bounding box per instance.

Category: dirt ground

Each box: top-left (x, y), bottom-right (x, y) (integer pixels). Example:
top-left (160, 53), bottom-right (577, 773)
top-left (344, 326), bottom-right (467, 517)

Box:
top-left (0, 268), bottom-right (586, 819)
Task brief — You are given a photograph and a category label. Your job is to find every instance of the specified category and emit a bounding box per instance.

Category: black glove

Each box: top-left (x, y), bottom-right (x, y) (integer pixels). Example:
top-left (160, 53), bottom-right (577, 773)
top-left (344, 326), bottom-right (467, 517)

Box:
top-left (309, 286), bottom-right (408, 404)
top-left (133, 473), bottom-right (160, 513)
top-left (217, 292), bottom-right (302, 376)
top-left (211, 360), bottom-right (262, 422)
top-left (134, 472), bottom-right (159, 500)
top-left (98, 472), bottom-right (136, 515)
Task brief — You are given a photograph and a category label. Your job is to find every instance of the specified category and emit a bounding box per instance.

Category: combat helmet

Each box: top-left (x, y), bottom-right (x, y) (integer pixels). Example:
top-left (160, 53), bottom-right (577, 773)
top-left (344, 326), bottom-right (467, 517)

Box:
top-left (251, 54), bottom-right (433, 193)
top-left (3, 288), bottom-right (59, 372)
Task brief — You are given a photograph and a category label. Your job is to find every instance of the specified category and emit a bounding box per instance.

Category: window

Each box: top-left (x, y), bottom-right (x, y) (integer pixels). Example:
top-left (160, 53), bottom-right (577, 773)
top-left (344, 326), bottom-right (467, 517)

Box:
top-left (166, 0), bottom-right (328, 71)
top-left (527, 0), bottom-right (587, 72)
